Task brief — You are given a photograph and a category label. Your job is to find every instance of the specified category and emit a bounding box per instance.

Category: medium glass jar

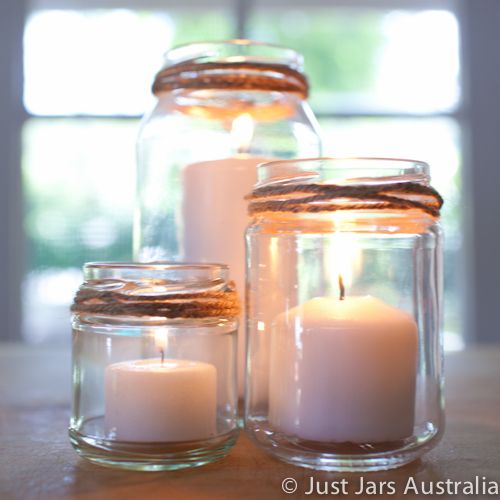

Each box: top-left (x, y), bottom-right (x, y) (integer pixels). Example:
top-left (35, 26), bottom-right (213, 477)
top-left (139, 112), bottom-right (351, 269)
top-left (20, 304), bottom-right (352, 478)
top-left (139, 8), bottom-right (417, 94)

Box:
top-left (69, 262), bottom-right (239, 471)
top-left (134, 40), bottom-right (321, 395)
top-left (245, 158), bottom-right (444, 471)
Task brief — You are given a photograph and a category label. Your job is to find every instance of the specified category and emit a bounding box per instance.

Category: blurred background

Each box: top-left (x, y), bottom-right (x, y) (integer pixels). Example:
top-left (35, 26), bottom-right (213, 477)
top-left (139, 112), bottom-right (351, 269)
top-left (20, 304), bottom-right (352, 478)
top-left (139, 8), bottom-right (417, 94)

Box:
top-left (1, 0), bottom-right (498, 349)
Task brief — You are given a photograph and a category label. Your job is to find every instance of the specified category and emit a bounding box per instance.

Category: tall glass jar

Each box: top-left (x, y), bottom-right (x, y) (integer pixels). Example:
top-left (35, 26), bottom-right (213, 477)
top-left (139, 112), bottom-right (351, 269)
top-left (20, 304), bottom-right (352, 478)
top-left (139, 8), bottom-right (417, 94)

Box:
top-left (135, 40), bottom-right (321, 394)
top-left (245, 158), bottom-right (444, 471)
top-left (69, 262), bottom-right (239, 471)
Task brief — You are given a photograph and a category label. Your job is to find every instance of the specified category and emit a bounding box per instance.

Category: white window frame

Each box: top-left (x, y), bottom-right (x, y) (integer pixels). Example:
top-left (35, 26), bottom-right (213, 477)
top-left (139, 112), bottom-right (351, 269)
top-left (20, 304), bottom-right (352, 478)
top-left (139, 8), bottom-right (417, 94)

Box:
top-left (0, 0), bottom-right (25, 341)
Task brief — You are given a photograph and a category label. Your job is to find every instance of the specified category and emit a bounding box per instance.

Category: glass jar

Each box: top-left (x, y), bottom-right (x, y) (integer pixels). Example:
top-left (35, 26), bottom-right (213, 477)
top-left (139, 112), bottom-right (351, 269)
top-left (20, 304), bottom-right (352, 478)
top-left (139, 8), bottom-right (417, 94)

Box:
top-left (134, 40), bottom-right (321, 395)
top-left (69, 262), bottom-right (239, 471)
top-left (245, 158), bottom-right (444, 471)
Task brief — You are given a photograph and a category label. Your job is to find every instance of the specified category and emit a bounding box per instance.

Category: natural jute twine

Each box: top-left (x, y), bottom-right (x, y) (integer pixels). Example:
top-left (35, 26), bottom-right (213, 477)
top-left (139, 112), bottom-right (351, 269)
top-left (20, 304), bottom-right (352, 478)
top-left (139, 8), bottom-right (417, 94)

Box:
top-left (153, 61), bottom-right (309, 98)
top-left (71, 280), bottom-right (240, 319)
top-left (247, 182), bottom-right (443, 217)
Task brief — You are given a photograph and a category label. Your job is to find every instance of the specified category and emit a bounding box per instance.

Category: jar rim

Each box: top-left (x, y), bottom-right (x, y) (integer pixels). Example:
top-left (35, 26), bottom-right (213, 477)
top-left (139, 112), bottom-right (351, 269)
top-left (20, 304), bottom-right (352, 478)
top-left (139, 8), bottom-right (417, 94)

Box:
top-left (83, 262), bottom-right (229, 283)
top-left (248, 157), bottom-right (442, 221)
top-left (162, 39), bottom-right (304, 71)
top-left (256, 157), bottom-right (430, 187)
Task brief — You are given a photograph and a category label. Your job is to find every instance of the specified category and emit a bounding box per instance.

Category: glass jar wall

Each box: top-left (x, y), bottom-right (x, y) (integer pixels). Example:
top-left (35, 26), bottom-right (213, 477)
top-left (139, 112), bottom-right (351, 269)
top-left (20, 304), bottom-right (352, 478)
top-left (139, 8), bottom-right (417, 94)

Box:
top-left (134, 40), bottom-right (321, 394)
top-left (245, 158), bottom-right (444, 471)
top-left (70, 262), bottom-right (239, 471)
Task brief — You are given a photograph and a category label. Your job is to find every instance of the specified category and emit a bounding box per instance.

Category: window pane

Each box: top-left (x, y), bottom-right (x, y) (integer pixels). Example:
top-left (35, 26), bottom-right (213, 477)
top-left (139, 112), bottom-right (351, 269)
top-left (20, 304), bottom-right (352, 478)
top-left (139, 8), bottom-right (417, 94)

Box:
top-left (22, 119), bottom-right (138, 343)
top-left (24, 9), bottom-right (233, 116)
top-left (320, 117), bottom-right (463, 349)
top-left (249, 8), bottom-right (460, 113)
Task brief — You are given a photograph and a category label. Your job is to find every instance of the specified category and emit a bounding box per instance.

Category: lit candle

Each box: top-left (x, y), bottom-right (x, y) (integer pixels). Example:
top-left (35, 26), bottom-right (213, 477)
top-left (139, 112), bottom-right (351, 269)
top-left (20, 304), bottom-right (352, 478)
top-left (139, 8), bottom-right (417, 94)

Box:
top-left (269, 273), bottom-right (418, 444)
top-left (269, 295), bottom-right (418, 443)
top-left (104, 333), bottom-right (217, 442)
top-left (181, 113), bottom-right (273, 396)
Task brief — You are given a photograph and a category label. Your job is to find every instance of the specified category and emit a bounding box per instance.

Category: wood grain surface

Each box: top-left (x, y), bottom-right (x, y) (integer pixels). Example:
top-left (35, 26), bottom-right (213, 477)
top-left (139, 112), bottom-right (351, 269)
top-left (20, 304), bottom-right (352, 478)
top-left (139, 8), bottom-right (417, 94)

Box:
top-left (0, 344), bottom-right (499, 500)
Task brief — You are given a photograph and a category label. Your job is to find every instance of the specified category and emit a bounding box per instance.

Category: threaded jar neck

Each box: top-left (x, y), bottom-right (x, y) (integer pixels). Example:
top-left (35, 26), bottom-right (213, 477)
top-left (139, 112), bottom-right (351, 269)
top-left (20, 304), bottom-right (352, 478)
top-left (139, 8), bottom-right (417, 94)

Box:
top-left (73, 262), bottom-right (240, 321)
top-left (246, 158), bottom-right (443, 233)
top-left (152, 39), bottom-right (308, 98)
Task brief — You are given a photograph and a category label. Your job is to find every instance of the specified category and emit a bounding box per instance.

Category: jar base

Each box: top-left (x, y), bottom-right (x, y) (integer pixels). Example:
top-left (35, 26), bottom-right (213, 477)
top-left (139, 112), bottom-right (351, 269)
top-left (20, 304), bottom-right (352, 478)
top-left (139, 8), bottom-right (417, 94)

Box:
top-left (245, 418), bottom-right (442, 472)
top-left (69, 427), bottom-right (239, 471)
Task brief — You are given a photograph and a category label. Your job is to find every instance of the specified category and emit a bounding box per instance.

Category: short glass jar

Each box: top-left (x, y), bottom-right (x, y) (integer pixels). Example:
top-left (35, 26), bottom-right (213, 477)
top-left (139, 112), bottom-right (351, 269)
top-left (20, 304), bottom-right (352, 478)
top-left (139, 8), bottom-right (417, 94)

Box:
top-left (134, 40), bottom-right (322, 395)
top-left (69, 262), bottom-right (239, 471)
top-left (245, 158), bottom-right (444, 471)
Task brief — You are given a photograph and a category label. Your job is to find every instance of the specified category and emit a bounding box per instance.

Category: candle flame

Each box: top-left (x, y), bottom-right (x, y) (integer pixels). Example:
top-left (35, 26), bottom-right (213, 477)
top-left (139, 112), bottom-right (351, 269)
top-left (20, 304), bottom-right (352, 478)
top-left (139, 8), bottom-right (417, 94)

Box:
top-left (231, 113), bottom-right (254, 153)
top-left (155, 331), bottom-right (168, 353)
top-left (325, 233), bottom-right (362, 294)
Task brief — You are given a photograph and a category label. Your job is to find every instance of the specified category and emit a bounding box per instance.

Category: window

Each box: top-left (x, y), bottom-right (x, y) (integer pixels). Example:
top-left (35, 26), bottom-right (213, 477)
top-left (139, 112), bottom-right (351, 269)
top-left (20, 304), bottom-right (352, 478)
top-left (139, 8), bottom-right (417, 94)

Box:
top-left (16, 1), bottom-right (465, 348)
top-left (250, 8), bottom-right (459, 113)
top-left (22, 8), bottom-right (233, 343)
top-left (24, 9), bottom-right (233, 116)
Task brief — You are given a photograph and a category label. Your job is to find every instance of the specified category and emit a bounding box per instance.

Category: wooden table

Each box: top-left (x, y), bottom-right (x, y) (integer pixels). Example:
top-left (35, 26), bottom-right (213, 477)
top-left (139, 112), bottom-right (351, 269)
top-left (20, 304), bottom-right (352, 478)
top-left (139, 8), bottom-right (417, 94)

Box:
top-left (0, 343), bottom-right (499, 500)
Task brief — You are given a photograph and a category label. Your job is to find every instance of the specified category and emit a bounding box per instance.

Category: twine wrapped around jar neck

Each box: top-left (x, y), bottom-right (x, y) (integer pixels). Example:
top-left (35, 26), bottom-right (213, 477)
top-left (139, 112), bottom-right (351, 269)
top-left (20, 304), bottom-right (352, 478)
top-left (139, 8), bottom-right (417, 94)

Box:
top-left (246, 181), bottom-right (443, 218)
top-left (152, 61), bottom-right (309, 98)
top-left (71, 280), bottom-right (240, 319)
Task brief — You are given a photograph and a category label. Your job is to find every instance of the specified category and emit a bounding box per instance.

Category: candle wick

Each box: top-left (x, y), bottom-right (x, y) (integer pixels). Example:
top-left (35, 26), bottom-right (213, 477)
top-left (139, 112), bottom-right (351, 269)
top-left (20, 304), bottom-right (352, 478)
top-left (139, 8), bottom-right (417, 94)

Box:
top-left (160, 348), bottom-right (164, 365)
top-left (338, 275), bottom-right (345, 301)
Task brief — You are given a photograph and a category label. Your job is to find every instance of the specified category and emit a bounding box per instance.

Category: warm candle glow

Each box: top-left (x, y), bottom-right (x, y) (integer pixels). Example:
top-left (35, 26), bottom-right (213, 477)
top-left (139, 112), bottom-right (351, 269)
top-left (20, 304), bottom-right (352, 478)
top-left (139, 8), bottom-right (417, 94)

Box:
top-left (231, 113), bottom-right (254, 153)
top-left (155, 331), bottom-right (168, 363)
top-left (324, 233), bottom-right (362, 291)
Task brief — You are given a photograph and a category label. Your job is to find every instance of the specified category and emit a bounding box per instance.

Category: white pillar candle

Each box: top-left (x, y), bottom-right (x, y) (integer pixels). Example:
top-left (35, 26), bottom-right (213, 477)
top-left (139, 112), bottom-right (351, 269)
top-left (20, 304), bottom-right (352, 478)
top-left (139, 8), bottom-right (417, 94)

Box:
top-left (269, 296), bottom-right (418, 443)
top-left (182, 154), bottom-right (272, 396)
top-left (105, 358), bottom-right (217, 442)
